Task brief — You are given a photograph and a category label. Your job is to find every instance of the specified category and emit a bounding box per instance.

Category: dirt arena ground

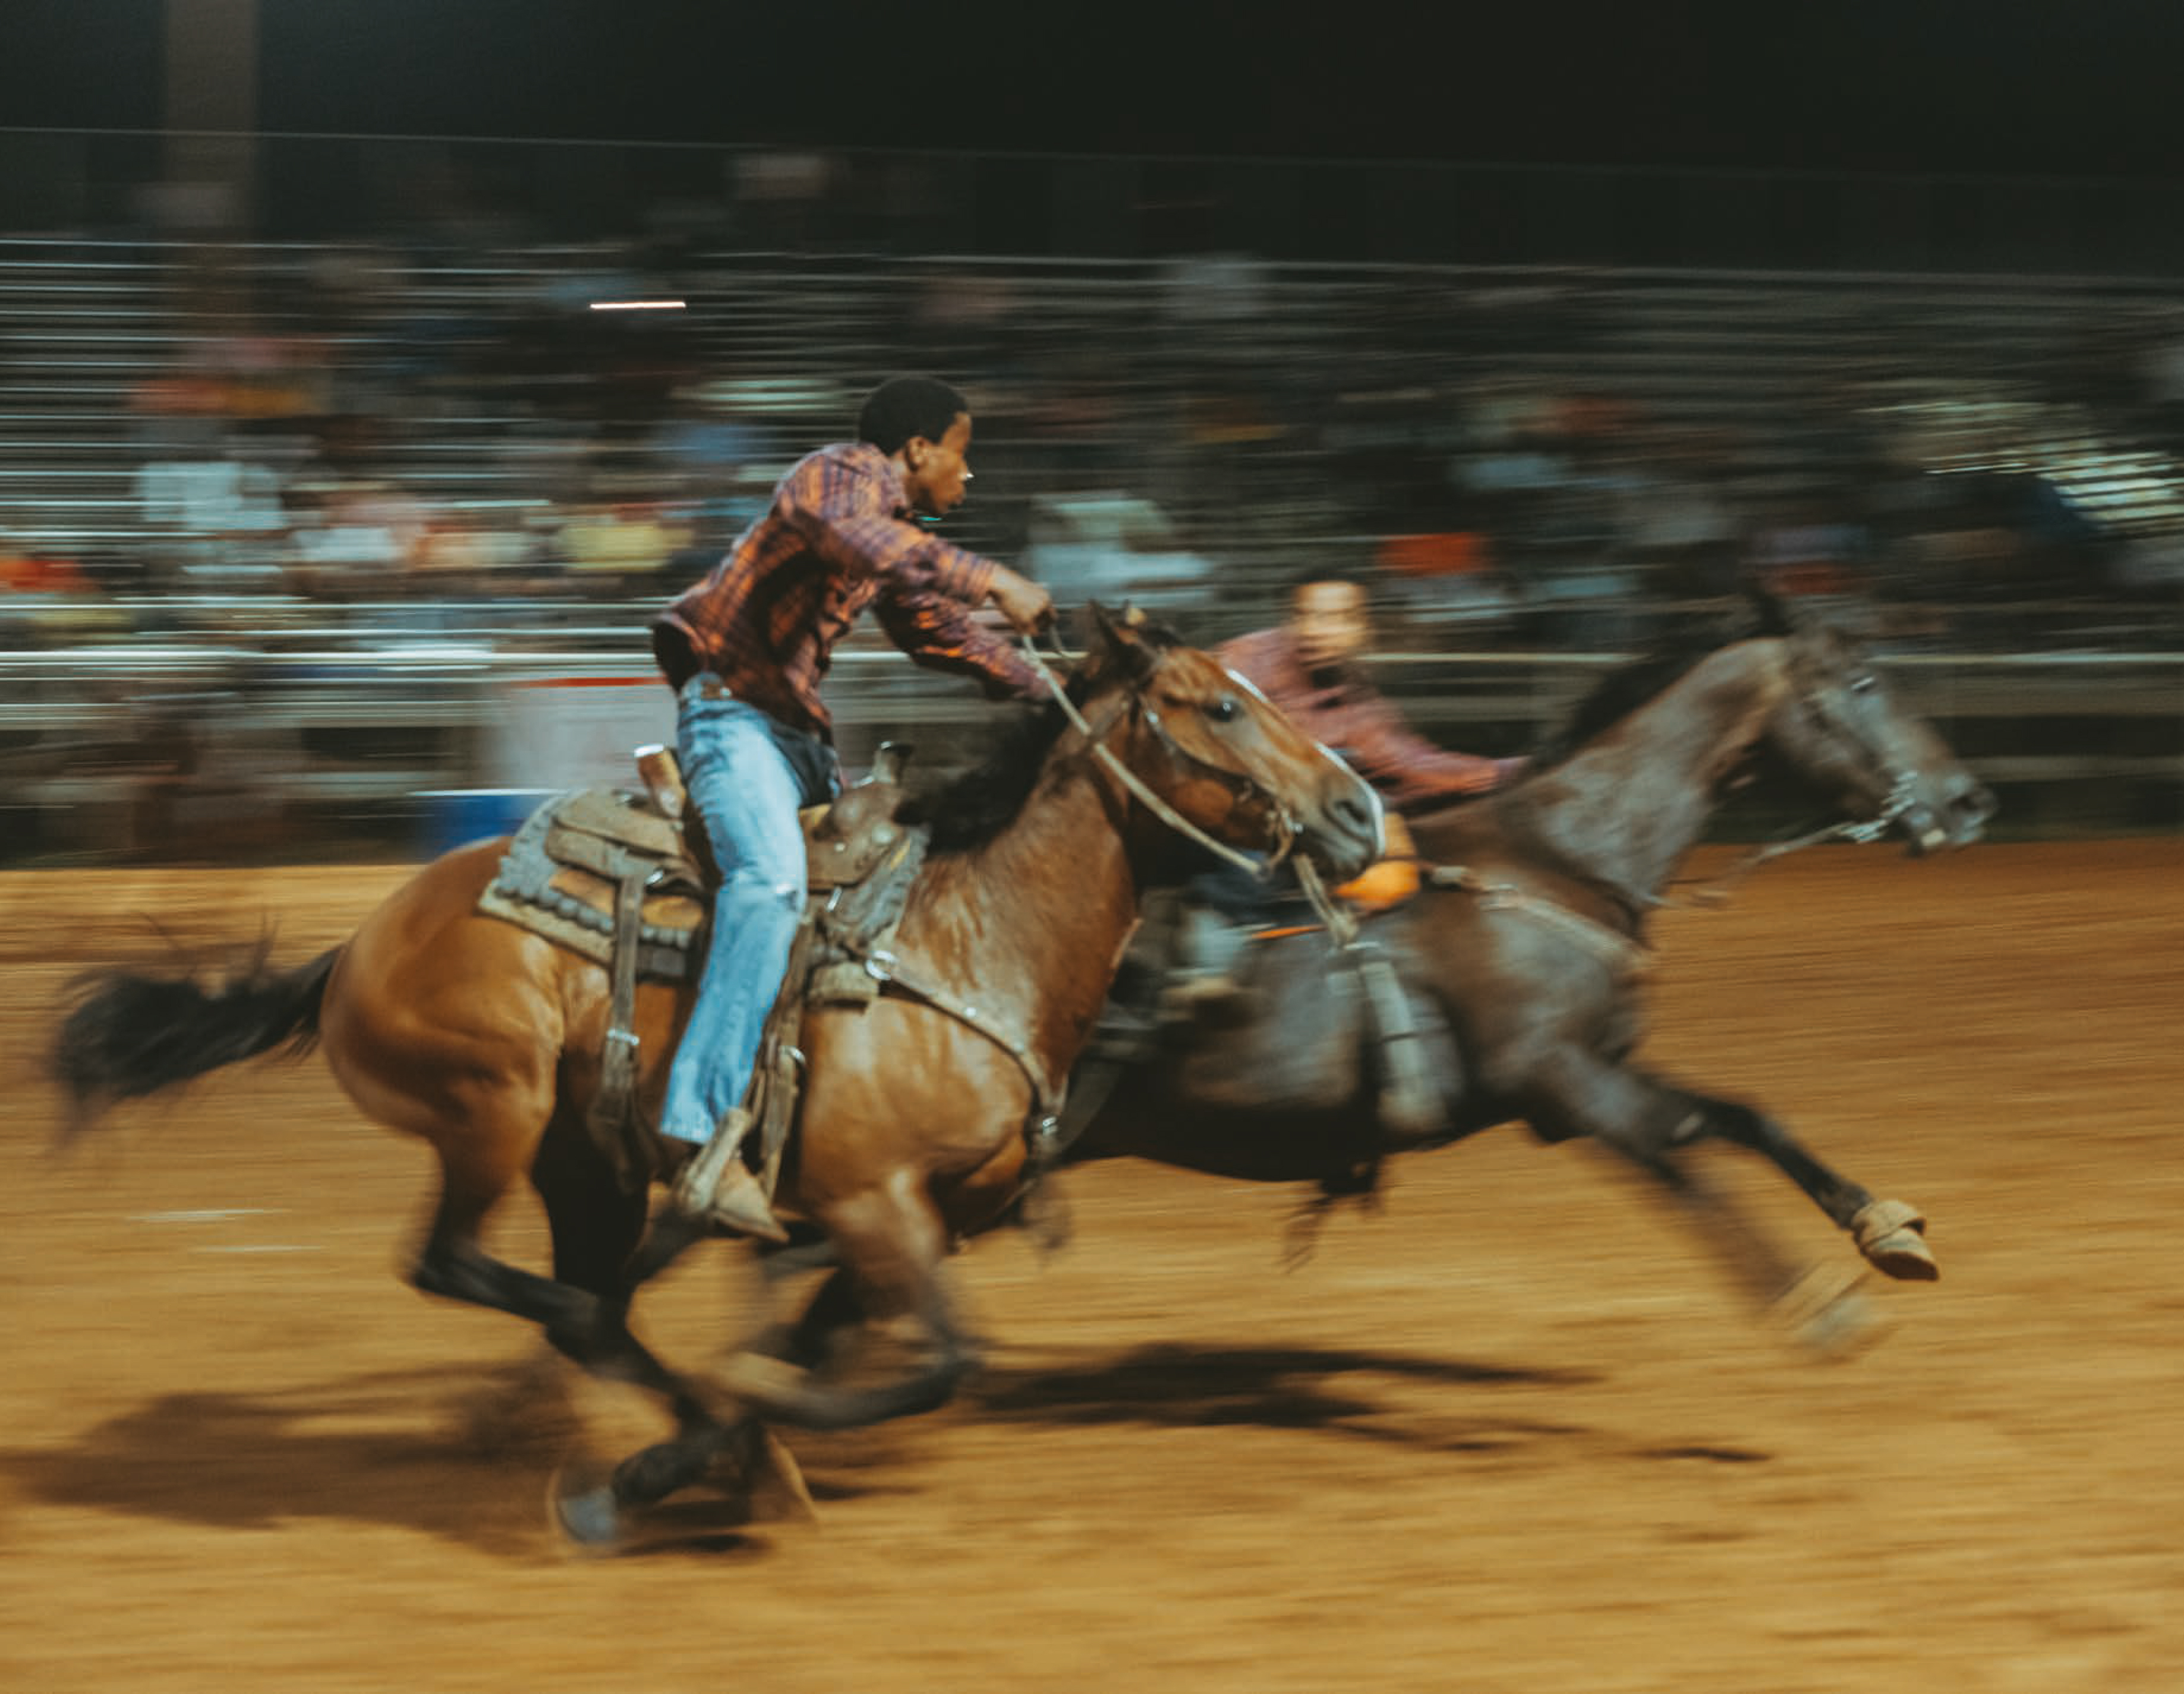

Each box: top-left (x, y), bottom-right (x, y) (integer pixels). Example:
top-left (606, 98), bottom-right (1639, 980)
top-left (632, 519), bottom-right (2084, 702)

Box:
top-left (2, 840), bottom-right (2180, 1693)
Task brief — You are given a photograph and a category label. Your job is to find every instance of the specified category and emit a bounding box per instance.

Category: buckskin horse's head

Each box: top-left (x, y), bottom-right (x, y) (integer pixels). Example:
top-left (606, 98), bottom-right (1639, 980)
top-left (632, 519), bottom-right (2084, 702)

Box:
top-left (1750, 587), bottom-right (1994, 855)
top-left (1077, 603), bottom-right (1382, 881)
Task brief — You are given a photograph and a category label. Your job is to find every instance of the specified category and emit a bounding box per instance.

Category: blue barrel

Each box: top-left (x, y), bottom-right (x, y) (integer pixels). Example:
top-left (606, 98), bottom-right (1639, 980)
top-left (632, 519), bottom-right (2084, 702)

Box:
top-left (415, 789), bottom-right (556, 859)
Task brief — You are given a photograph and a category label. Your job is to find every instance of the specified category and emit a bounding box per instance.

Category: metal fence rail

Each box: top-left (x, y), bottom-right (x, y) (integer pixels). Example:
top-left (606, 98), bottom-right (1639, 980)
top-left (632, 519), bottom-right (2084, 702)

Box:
top-left (4, 641), bottom-right (2177, 861)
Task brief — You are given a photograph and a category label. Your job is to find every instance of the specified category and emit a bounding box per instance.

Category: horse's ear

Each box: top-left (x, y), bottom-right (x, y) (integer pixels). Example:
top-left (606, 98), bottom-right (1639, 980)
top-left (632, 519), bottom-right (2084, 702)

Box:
top-left (1083, 600), bottom-right (1158, 681)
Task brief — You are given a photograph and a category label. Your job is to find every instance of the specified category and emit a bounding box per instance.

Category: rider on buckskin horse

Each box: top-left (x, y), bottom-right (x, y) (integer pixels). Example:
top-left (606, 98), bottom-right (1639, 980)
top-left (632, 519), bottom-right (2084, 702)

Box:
top-left (648, 376), bottom-right (1055, 1239)
top-left (1171, 563), bottom-right (1526, 1007)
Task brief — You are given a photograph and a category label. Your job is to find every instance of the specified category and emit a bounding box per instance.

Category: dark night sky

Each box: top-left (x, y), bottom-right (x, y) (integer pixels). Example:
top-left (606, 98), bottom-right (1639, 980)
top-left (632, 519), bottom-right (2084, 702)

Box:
top-left (4, 0), bottom-right (2182, 179)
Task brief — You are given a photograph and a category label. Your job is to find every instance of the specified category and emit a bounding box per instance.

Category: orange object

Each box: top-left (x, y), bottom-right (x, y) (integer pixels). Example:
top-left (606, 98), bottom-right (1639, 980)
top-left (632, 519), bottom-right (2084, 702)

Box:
top-left (1375, 532), bottom-right (1490, 578)
top-left (1335, 813), bottom-right (1420, 911)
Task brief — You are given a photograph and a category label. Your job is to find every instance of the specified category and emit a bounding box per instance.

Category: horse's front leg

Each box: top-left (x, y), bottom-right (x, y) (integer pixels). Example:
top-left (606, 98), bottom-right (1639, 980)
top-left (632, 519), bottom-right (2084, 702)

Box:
top-left (716, 1172), bottom-right (983, 1431)
top-left (1511, 1047), bottom-right (1884, 1356)
top-left (559, 1255), bottom-right (863, 1547)
top-left (1665, 1088), bottom-right (1937, 1280)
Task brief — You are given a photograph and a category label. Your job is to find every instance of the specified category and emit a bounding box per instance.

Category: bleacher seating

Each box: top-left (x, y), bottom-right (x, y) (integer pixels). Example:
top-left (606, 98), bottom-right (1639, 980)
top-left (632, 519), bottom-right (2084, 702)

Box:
top-left (7, 241), bottom-right (2184, 624)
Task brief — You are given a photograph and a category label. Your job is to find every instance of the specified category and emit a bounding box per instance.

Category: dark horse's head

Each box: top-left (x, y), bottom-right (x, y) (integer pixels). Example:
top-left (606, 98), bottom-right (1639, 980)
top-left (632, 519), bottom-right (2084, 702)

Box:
top-left (1073, 603), bottom-right (1382, 880)
top-left (1745, 586), bottom-right (1994, 854)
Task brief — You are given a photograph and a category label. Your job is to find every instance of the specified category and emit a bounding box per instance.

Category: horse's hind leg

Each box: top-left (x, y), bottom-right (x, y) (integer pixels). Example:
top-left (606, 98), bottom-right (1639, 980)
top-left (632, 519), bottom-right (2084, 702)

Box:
top-left (1517, 1049), bottom-right (1884, 1355)
top-left (405, 1091), bottom-right (704, 1413)
top-left (1664, 1090), bottom-right (1937, 1280)
top-left (524, 1110), bottom-right (725, 1424)
top-left (411, 1143), bottom-right (601, 1345)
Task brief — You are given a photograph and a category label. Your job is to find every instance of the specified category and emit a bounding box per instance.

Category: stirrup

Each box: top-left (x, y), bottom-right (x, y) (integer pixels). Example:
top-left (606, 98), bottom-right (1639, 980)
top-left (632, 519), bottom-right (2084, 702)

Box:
top-left (1162, 969), bottom-right (1240, 1012)
top-left (1160, 969), bottom-right (1256, 1029)
top-left (672, 1110), bottom-right (788, 1243)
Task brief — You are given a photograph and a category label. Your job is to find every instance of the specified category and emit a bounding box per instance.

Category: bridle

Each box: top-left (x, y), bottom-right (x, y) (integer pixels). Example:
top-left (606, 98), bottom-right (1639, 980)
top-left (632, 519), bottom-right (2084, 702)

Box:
top-left (1656, 638), bottom-right (1922, 908)
top-left (1770, 641), bottom-right (1924, 845)
top-left (1019, 636), bottom-right (1303, 879)
top-left (822, 636), bottom-right (1319, 1168)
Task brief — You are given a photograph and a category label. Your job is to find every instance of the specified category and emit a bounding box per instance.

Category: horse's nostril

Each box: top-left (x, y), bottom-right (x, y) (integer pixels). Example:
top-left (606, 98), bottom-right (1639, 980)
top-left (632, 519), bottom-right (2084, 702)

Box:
top-left (1333, 794), bottom-right (1373, 834)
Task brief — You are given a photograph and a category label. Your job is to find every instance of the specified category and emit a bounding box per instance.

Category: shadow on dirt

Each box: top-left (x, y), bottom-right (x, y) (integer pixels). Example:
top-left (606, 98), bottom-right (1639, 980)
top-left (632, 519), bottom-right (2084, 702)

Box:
top-left (0, 1340), bottom-right (1767, 1554)
top-left (962, 1340), bottom-right (1631, 1453)
top-left (0, 1358), bottom-right (787, 1557)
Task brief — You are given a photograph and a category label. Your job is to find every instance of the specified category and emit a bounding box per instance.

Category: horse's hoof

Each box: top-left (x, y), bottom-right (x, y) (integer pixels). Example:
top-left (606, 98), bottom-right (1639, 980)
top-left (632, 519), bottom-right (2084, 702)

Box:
top-left (743, 1429), bottom-right (821, 1526)
top-left (702, 1421), bottom-right (818, 1525)
top-left (1853, 1198), bottom-right (1939, 1281)
top-left (549, 1466), bottom-right (625, 1554)
top-left (1797, 1289), bottom-right (1890, 1360)
top-left (1773, 1264), bottom-right (1890, 1361)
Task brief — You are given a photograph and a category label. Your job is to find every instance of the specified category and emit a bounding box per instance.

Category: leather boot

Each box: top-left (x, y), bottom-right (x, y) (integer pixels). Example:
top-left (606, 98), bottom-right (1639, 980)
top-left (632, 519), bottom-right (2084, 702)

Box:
top-left (670, 1107), bottom-right (789, 1242)
top-left (1160, 968), bottom-right (1260, 1028)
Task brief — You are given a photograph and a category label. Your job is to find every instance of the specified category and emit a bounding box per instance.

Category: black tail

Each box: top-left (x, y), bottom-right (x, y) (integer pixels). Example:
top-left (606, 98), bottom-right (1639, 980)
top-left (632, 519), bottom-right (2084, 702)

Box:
top-left (50, 946), bottom-right (341, 1139)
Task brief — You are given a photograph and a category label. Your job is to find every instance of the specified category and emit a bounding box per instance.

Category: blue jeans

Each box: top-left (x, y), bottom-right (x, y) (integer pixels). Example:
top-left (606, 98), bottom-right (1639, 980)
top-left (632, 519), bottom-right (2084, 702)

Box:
top-left (657, 675), bottom-right (839, 1145)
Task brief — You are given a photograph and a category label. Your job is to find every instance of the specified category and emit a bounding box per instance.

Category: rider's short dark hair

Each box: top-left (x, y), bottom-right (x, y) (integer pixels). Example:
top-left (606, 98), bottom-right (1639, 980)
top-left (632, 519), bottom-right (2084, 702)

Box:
top-left (1286, 562), bottom-right (1375, 601)
top-left (858, 377), bottom-right (969, 455)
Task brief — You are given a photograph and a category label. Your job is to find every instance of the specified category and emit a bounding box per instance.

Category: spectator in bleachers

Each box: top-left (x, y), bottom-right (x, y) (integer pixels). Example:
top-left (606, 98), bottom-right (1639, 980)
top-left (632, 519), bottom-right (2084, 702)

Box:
top-left (286, 475), bottom-right (427, 598)
top-left (554, 499), bottom-right (694, 593)
top-left (1613, 459), bottom-right (1743, 599)
top-left (648, 385), bottom-right (765, 533)
top-left (132, 442), bottom-right (292, 589)
top-left (1371, 522), bottom-right (1521, 643)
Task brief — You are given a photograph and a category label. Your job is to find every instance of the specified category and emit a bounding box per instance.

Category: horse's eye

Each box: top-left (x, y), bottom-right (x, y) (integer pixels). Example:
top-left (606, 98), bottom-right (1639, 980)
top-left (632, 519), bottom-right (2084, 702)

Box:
top-left (1207, 697), bottom-right (1240, 723)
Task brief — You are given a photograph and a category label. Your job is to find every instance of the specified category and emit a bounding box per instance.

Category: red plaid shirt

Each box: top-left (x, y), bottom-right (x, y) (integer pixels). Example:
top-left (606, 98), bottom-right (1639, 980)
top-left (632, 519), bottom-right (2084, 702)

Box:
top-left (651, 442), bottom-right (1045, 740)
top-left (1217, 626), bottom-right (1519, 812)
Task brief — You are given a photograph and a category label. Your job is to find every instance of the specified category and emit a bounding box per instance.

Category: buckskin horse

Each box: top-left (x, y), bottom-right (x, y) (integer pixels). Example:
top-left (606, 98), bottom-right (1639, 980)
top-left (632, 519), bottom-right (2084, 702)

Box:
top-left (1060, 588), bottom-right (1993, 1349)
top-left (50, 606), bottom-right (1380, 1538)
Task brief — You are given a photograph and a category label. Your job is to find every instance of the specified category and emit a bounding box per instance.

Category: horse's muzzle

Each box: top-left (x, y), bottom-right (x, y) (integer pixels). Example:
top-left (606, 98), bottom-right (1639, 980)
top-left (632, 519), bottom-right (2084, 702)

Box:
top-left (1905, 774), bottom-right (1996, 854)
top-left (1309, 786), bottom-right (1382, 882)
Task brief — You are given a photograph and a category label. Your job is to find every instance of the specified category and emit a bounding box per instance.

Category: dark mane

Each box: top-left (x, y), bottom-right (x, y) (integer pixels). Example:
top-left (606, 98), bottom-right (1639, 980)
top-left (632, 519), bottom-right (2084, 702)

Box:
top-left (900, 696), bottom-right (1075, 855)
top-left (898, 612), bottom-right (1190, 855)
top-left (1526, 606), bottom-right (1770, 771)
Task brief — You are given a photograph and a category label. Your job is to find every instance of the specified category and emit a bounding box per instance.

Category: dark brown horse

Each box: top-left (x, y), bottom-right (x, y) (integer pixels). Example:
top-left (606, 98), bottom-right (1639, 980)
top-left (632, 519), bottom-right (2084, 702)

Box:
top-left (51, 606), bottom-right (1381, 1535)
top-left (1064, 592), bottom-right (1994, 1349)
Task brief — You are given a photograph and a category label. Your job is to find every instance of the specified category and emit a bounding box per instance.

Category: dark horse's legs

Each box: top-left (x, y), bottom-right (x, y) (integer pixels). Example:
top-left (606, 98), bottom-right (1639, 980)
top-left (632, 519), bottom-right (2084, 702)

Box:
top-left (1667, 1092), bottom-right (1872, 1223)
top-left (1658, 1084), bottom-right (1936, 1281)
top-left (1515, 1048), bottom-right (1890, 1349)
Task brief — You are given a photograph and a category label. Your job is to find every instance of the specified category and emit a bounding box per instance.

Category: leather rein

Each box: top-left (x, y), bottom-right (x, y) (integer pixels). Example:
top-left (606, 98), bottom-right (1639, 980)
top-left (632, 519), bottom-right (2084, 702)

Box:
top-left (844, 638), bottom-right (1316, 1150)
top-left (1650, 644), bottom-right (1924, 910)
top-left (1018, 637), bottom-right (1303, 879)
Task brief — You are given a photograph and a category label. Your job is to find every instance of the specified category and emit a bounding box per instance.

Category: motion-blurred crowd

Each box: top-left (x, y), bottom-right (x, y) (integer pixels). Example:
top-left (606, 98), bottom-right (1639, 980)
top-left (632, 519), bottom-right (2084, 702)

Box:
top-left (5, 228), bottom-right (2184, 657)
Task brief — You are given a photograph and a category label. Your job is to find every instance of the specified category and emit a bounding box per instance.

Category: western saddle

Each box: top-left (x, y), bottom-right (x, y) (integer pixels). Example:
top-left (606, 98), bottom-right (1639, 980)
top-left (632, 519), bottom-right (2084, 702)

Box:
top-left (476, 742), bottom-right (931, 1193)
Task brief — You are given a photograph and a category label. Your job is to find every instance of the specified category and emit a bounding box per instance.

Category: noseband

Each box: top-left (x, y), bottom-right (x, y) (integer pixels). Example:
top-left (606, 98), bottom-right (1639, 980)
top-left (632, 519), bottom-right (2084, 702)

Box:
top-left (1654, 647), bottom-right (1922, 910)
top-left (1783, 649), bottom-right (1921, 845)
